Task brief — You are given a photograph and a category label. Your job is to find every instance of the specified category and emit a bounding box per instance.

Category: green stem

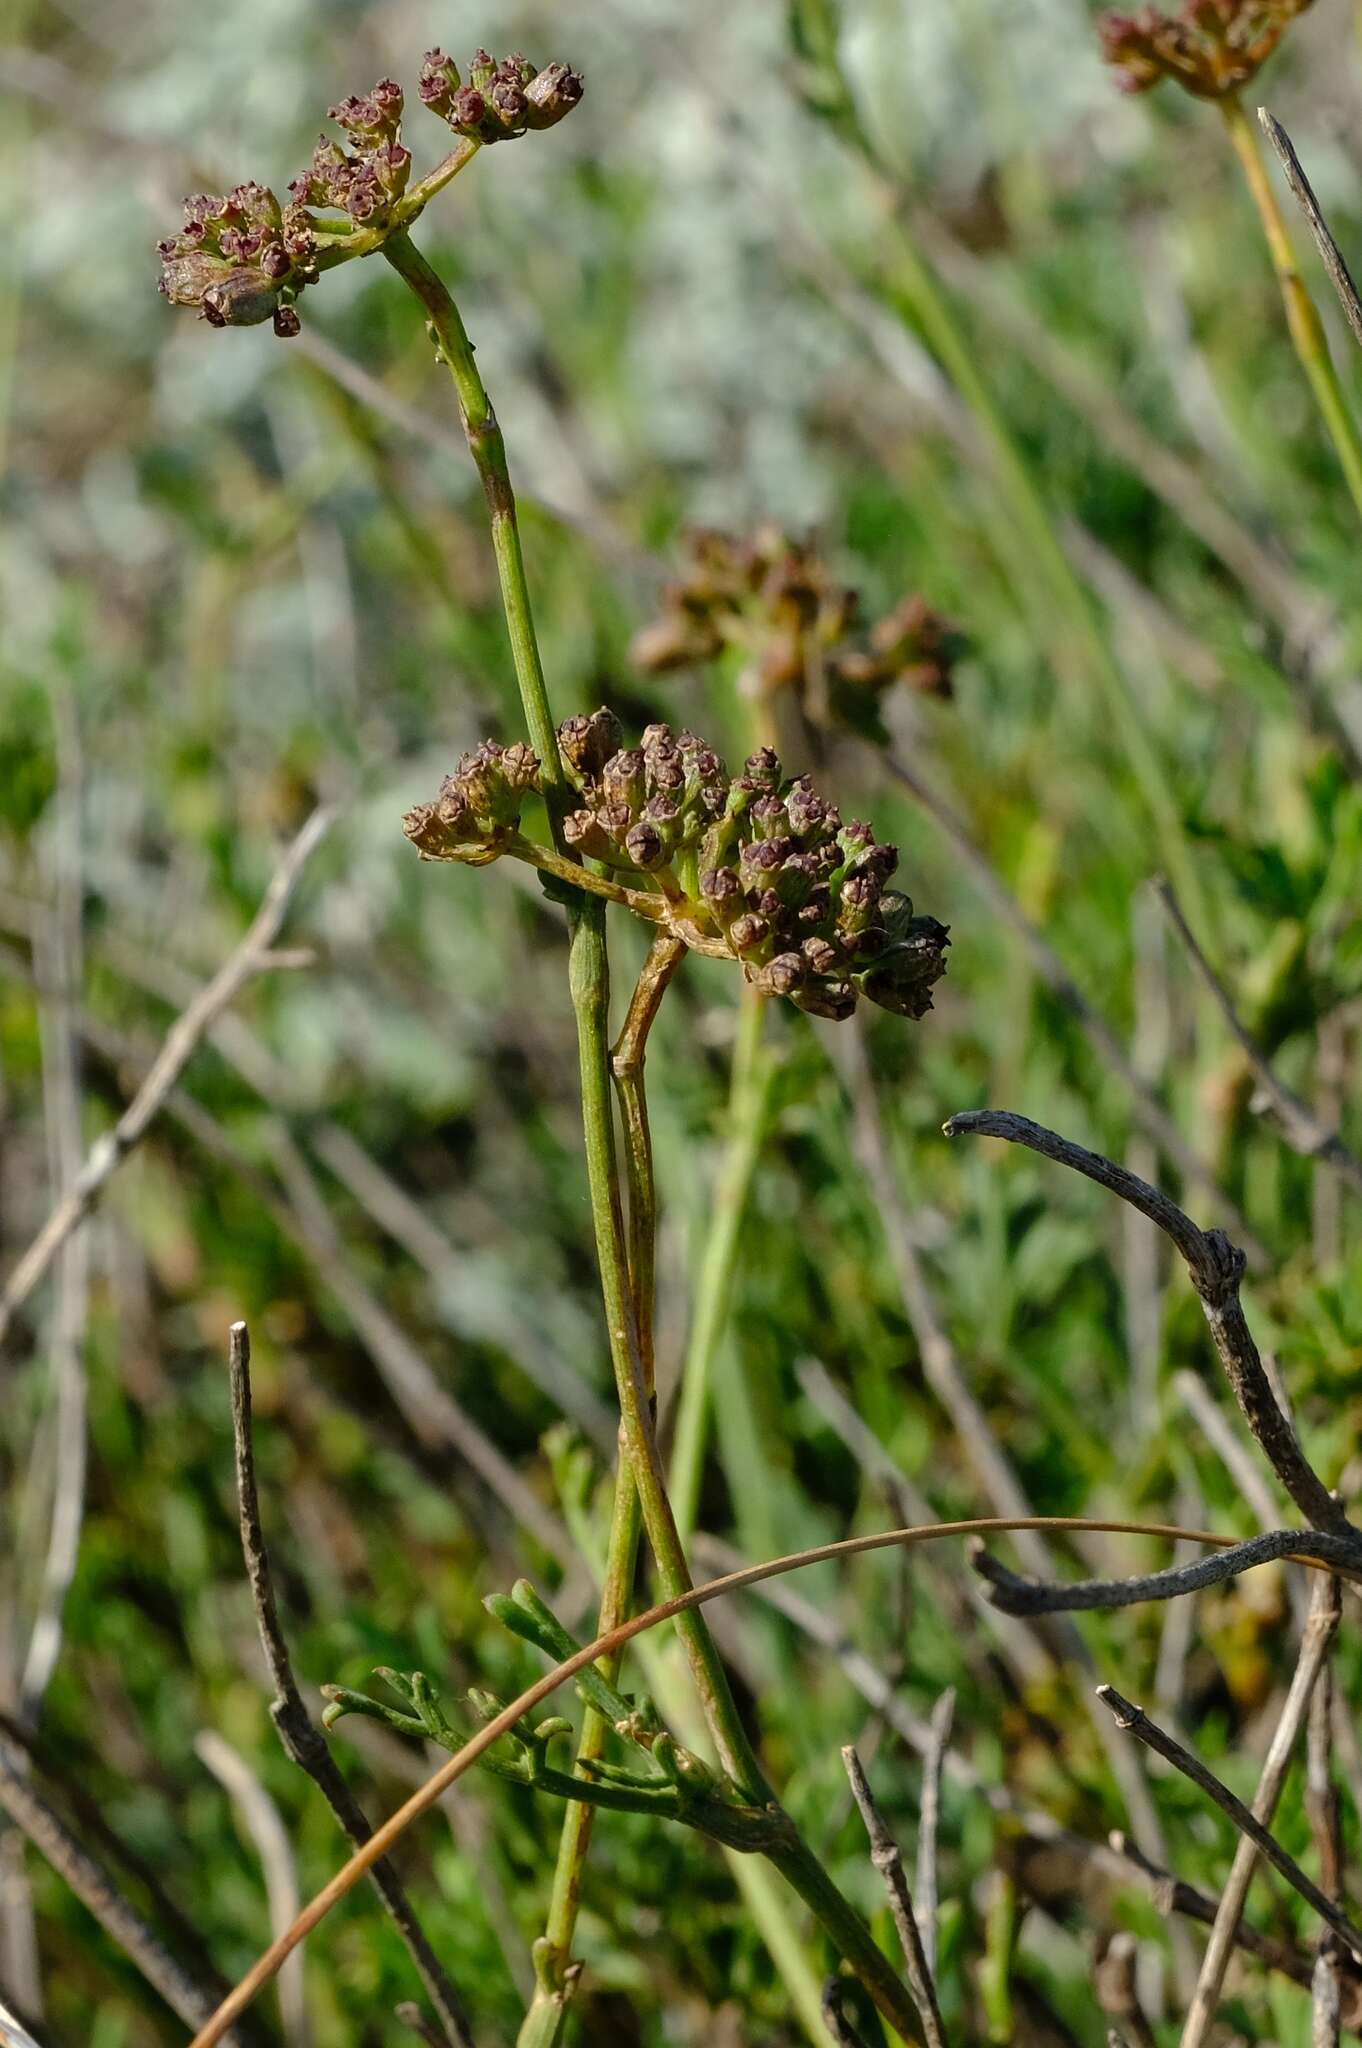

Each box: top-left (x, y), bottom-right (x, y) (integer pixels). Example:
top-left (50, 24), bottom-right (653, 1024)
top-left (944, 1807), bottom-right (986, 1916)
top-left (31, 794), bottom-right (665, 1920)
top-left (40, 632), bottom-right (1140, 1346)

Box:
top-left (1220, 93), bottom-right (1362, 527)
top-left (669, 987), bottom-right (774, 1542)
top-left (520, 935), bottom-right (683, 2048)
top-left (392, 237), bottom-right (920, 2046)
top-left (568, 912), bottom-right (921, 2044)
top-left (382, 229), bottom-right (567, 822)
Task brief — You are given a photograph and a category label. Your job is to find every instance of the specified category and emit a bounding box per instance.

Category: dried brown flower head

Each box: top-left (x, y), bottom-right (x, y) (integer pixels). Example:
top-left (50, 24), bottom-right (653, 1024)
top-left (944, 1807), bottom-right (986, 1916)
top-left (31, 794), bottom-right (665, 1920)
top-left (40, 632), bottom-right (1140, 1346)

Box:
top-left (404, 716), bottom-right (949, 1023)
top-left (1099, 0), bottom-right (1314, 98)
top-left (630, 526), bottom-right (962, 740)
top-left (157, 47), bottom-right (582, 339)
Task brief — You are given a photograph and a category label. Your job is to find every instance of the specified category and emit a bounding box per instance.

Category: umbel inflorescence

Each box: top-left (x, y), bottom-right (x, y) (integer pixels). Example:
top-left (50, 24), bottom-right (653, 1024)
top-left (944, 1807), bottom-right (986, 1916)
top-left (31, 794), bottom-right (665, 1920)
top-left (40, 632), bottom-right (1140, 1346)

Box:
top-left (1099, 0), bottom-right (1314, 97)
top-left (632, 525), bottom-right (961, 739)
top-left (157, 48), bottom-right (582, 337)
top-left (404, 713), bottom-right (950, 1022)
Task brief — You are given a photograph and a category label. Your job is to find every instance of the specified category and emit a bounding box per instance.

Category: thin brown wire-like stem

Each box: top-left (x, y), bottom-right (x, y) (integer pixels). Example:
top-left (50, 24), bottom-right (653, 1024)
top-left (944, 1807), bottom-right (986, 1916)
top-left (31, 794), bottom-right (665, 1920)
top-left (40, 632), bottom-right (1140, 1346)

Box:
top-left (1259, 111), bottom-right (1362, 357)
top-left (915, 1689), bottom-right (954, 1987)
top-left (186, 1510), bottom-right (1344, 2048)
top-left (0, 805), bottom-right (331, 1344)
top-left (1096, 1684), bottom-right (1362, 1961)
top-left (945, 1108), bottom-right (1356, 1541)
top-left (1179, 1571), bottom-right (1342, 2048)
top-left (873, 745), bottom-right (1266, 1258)
top-left (1154, 878), bottom-right (1362, 1194)
top-left (841, 1747), bottom-right (947, 2048)
top-left (227, 1324), bottom-right (476, 2048)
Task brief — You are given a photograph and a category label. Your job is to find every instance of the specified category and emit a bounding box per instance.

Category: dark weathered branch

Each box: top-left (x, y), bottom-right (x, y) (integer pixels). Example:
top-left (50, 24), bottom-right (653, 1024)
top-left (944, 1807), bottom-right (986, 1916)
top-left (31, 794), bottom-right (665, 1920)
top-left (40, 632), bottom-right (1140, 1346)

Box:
top-left (944, 1108), bottom-right (1354, 1539)
top-left (841, 1747), bottom-right (947, 2048)
top-left (1155, 879), bottom-right (1362, 1194)
top-left (228, 1324), bottom-right (477, 2048)
top-left (970, 1527), bottom-right (1362, 1614)
top-left (1097, 1685), bottom-right (1362, 1960)
top-left (1260, 111), bottom-right (1362, 354)
top-left (821, 1978), bottom-right (875, 2048)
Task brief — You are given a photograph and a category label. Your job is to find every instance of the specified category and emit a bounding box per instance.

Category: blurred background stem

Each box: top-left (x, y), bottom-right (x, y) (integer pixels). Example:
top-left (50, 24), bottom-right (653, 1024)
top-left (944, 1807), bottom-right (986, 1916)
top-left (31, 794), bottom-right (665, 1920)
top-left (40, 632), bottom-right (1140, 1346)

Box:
top-left (1219, 93), bottom-right (1362, 527)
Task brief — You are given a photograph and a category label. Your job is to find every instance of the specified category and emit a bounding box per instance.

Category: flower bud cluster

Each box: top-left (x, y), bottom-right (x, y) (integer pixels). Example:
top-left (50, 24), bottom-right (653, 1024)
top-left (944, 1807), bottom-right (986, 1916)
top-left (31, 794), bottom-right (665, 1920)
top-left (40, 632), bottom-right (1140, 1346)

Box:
top-left (1099, 0), bottom-right (1313, 97)
top-left (289, 78), bottom-right (413, 228)
top-left (559, 715), bottom-right (949, 1021)
top-left (403, 739), bottom-right (541, 865)
top-left (418, 47), bottom-right (584, 144)
top-left (630, 526), bottom-right (961, 737)
top-left (157, 183), bottom-right (316, 337)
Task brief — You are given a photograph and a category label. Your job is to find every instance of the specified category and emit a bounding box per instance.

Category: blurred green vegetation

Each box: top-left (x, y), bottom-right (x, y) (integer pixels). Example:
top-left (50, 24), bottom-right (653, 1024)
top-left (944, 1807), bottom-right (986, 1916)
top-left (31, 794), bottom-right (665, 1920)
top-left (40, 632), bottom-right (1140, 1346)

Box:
top-left (4, 1), bottom-right (1362, 2043)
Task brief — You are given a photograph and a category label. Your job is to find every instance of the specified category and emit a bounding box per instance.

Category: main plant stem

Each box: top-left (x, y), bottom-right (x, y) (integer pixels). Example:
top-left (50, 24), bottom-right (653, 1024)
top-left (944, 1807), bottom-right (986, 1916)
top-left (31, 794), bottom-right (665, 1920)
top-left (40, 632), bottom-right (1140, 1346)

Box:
top-left (670, 986), bottom-right (774, 1542)
top-left (520, 935), bottom-right (682, 2048)
top-left (392, 232), bottom-right (921, 2046)
top-left (1220, 94), bottom-right (1362, 527)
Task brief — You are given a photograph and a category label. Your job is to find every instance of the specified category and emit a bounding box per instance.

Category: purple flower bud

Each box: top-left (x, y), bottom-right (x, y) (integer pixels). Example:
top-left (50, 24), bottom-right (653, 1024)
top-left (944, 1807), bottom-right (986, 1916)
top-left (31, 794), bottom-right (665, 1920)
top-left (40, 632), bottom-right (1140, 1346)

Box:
top-left (758, 952), bottom-right (806, 998)
top-left (624, 819), bottom-right (666, 871)
top-left (701, 866), bottom-right (742, 915)
top-left (273, 303), bottom-right (302, 338)
top-left (564, 809), bottom-right (612, 861)
top-left (802, 935), bottom-right (840, 975)
top-left (488, 78), bottom-right (529, 132)
top-left (524, 61), bottom-right (585, 129)
top-left (729, 913), bottom-right (770, 959)
top-left (419, 49), bottom-right (460, 116)
top-left (558, 708), bottom-right (623, 785)
top-left (201, 268), bottom-right (281, 329)
top-left (743, 747), bottom-right (782, 791)
top-left (450, 86), bottom-right (488, 133)
top-left (469, 48), bottom-right (497, 89)
top-left (601, 749), bottom-right (645, 810)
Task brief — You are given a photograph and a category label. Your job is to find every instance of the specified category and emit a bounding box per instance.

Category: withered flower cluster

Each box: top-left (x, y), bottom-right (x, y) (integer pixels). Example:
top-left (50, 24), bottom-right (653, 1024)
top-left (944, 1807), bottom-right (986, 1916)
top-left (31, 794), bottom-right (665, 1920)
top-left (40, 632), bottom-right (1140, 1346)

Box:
top-left (630, 526), bottom-right (961, 738)
top-left (404, 713), bottom-right (950, 1023)
top-left (418, 47), bottom-right (584, 144)
top-left (1099, 0), bottom-right (1313, 97)
top-left (157, 183), bottom-right (316, 338)
top-left (403, 739), bottom-right (541, 866)
top-left (157, 48), bottom-right (583, 337)
top-left (290, 77), bottom-right (412, 227)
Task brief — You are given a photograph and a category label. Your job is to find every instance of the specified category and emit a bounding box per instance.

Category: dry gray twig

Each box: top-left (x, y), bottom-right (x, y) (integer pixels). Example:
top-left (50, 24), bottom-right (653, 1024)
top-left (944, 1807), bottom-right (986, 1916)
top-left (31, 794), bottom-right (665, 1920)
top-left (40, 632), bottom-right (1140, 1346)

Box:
top-left (916, 1688), bottom-right (955, 1987)
top-left (0, 1732), bottom-right (258, 2045)
top-left (1180, 1571), bottom-right (1342, 2047)
top-left (841, 1747), bottom-right (946, 2048)
top-left (0, 808), bottom-right (332, 1344)
top-left (195, 1731), bottom-right (310, 2047)
top-left (1097, 1684), bottom-right (1362, 1960)
top-left (228, 1323), bottom-right (477, 2048)
top-left (944, 1108), bottom-right (1353, 1540)
top-left (1155, 878), bottom-right (1362, 1195)
top-left (1259, 111), bottom-right (1362, 354)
